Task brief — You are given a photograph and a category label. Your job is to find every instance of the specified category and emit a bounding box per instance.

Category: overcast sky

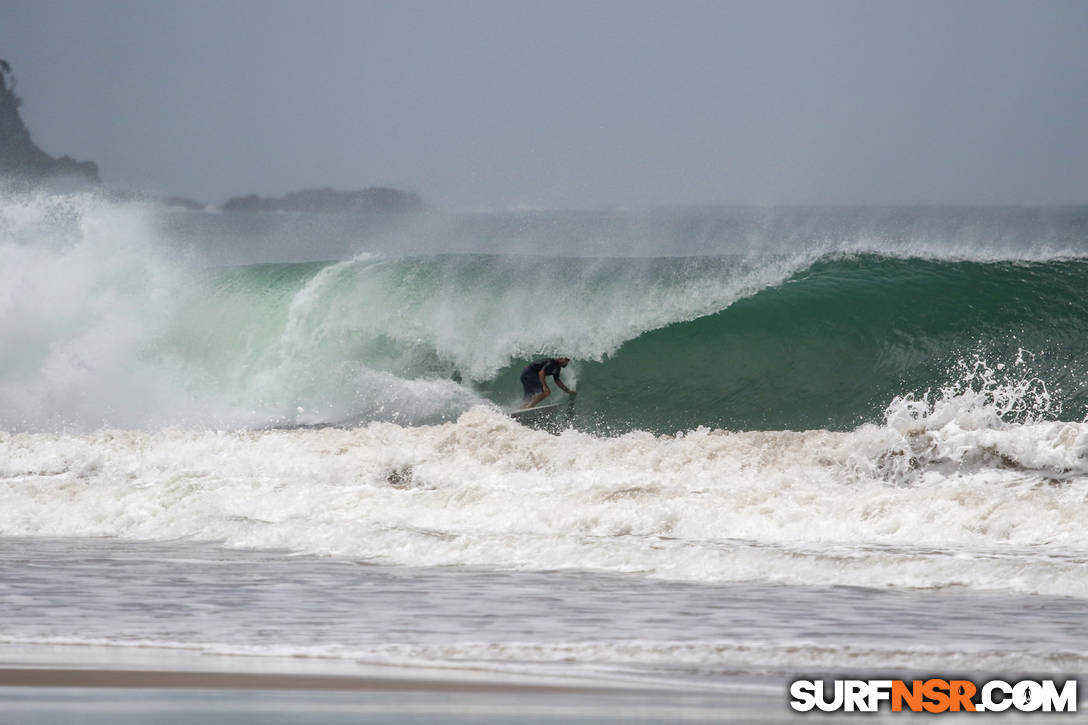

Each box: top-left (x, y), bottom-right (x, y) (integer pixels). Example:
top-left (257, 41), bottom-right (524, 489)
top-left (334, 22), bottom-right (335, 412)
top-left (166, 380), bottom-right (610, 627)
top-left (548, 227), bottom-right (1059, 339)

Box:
top-left (2, 0), bottom-right (1086, 208)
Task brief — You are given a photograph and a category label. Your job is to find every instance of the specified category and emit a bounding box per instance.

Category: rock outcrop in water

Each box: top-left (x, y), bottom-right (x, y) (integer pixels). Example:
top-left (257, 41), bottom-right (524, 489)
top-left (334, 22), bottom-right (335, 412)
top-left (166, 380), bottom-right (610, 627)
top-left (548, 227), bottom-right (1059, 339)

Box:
top-left (221, 187), bottom-right (423, 214)
top-left (0, 60), bottom-right (99, 184)
top-left (160, 196), bottom-right (206, 210)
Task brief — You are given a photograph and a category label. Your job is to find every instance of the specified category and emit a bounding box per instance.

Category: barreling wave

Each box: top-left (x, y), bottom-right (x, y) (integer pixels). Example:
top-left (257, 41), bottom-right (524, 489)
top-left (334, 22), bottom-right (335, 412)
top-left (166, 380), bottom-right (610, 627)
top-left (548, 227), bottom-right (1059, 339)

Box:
top-left (172, 252), bottom-right (1088, 433)
top-left (2, 191), bottom-right (1087, 432)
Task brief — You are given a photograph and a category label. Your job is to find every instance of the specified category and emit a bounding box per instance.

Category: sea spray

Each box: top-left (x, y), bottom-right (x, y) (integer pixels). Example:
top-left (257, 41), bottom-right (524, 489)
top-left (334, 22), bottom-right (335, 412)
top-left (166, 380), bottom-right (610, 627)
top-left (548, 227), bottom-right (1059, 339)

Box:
top-left (0, 192), bottom-right (202, 429)
top-left (878, 353), bottom-right (1084, 486)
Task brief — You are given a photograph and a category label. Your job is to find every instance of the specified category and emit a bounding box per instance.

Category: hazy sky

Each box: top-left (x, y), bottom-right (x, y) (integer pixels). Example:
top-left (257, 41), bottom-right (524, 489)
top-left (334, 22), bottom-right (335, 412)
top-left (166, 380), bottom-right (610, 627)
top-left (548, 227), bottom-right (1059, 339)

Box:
top-left (2, 0), bottom-right (1086, 208)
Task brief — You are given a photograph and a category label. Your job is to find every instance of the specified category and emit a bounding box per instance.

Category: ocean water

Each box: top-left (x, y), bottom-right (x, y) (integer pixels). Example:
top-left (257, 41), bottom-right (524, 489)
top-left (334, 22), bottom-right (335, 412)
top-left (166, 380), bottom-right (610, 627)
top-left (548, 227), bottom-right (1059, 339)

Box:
top-left (1, 192), bottom-right (1087, 702)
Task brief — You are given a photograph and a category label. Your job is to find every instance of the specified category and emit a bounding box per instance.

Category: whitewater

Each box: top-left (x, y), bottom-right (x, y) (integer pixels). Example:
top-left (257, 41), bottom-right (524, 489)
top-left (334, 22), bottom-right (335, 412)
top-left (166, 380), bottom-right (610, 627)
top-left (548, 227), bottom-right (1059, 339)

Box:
top-left (2, 191), bottom-right (1087, 693)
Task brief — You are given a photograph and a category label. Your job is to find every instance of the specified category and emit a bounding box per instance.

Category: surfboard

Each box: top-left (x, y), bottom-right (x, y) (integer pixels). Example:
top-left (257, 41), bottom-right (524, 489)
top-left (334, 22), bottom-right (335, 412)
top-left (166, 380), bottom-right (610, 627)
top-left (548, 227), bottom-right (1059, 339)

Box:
top-left (510, 402), bottom-right (564, 418)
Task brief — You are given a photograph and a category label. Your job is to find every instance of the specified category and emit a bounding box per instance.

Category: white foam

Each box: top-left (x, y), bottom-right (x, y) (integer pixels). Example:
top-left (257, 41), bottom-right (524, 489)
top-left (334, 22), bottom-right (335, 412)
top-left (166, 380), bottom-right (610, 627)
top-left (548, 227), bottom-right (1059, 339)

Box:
top-left (2, 397), bottom-right (1086, 596)
top-left (0, 635), bottom-right (1080, 683)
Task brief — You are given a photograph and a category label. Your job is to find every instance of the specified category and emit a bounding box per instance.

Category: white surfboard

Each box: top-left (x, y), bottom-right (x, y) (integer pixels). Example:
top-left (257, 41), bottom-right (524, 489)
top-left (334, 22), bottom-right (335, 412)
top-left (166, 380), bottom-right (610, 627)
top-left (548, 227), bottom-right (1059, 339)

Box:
top-left (509, 402), bottom-right (564, 418)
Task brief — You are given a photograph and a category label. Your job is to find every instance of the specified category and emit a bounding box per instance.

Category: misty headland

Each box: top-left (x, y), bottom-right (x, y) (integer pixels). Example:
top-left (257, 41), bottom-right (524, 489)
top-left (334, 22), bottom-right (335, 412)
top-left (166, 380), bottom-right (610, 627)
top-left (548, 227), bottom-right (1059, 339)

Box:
top-left (221, 187), bottom-right (422, 214)
top-left (0, 58), bottom-right (421, 213)
top-left (0, 59), bottom-right (98, 185)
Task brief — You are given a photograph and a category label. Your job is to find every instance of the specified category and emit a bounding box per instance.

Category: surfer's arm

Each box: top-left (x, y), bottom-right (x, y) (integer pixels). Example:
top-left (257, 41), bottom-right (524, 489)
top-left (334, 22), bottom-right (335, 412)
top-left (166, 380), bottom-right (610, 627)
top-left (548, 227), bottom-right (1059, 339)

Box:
top-left (553, 374), bottom-right (574, 395)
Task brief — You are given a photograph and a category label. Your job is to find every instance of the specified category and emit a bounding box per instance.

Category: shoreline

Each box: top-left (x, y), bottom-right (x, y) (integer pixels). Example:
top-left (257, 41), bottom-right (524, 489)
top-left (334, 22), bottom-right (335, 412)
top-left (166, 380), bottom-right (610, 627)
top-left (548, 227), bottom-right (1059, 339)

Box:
top-left (0, 642), bottom-right (770, 722)
top-left (0, 667), bottom-right (626, 694)
top-left (0, 658), bottom-right (765, 724)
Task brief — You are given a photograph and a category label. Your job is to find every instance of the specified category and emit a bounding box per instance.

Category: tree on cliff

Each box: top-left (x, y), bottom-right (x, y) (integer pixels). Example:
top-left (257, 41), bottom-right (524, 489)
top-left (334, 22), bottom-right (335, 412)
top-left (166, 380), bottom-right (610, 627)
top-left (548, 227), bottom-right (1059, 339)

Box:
top-left (0, 58), bottom-right (98, 183)
top-left (0, 58), bottom-right (20, 109)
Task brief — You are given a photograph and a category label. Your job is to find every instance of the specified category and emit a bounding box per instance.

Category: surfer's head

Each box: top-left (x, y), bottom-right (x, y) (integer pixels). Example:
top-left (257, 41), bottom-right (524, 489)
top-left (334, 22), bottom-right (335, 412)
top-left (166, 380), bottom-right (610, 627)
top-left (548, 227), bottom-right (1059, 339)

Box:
top-left (556, 356), bottom-right (570, 366)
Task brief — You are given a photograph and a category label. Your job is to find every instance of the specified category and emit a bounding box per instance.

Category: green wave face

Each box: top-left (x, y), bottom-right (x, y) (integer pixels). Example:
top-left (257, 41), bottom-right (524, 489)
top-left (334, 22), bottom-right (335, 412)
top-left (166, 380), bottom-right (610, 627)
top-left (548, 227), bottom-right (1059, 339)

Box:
top-left (479, 255), bottom-right (1088, 432)
top-left (169, 253), bottom-right (1088, 432)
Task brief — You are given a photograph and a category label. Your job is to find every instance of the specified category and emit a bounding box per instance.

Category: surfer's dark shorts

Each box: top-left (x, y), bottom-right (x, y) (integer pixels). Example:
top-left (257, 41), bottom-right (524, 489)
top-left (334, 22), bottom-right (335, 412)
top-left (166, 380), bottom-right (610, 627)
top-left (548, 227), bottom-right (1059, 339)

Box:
top-left (521, 369), bottom-right (544, 397)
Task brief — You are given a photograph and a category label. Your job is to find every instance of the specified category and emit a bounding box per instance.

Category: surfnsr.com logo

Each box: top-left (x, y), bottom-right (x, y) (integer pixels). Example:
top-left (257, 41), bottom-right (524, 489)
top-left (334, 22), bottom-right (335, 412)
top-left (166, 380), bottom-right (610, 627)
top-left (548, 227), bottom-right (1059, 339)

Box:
top-left (789, 679), bottom-right (1077, 713)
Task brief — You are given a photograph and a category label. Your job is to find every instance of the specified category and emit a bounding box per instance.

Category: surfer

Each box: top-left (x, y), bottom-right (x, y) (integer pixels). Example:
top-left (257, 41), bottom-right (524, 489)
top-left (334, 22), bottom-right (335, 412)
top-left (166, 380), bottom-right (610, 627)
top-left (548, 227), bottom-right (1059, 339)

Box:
top-left (520, 357), bottom-right (576, 409)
